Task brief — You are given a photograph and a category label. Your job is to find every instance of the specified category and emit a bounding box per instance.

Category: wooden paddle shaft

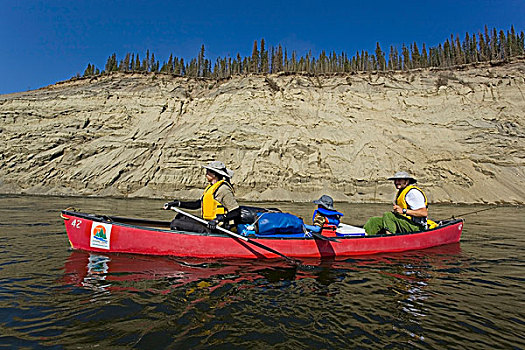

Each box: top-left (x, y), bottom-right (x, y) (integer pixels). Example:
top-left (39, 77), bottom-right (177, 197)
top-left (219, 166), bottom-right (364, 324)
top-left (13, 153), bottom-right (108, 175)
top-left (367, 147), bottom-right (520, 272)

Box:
top-left (171, 207), bottom-right (249, 241)
top-left (170, 207), bottom-right (302, 266)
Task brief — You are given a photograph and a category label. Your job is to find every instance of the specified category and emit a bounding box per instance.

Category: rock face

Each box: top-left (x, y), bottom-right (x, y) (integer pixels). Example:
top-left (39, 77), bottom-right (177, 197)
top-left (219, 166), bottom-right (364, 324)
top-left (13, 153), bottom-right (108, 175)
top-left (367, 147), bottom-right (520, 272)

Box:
top-left (1, 61), bottom-right (524, 204)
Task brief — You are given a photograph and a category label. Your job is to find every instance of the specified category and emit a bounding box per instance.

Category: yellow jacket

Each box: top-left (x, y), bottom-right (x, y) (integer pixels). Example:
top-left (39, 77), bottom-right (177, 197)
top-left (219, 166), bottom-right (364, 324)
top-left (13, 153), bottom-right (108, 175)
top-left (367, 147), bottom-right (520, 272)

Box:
top-left (201, 180), bottom-right (234, 220)
top-left (395, 185), bottom-right (438, 229)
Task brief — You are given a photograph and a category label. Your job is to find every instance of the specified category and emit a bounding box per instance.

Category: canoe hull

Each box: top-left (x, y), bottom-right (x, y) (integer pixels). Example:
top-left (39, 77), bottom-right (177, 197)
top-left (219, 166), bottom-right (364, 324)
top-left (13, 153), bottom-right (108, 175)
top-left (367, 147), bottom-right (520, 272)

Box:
top-left (61, 210), bottom-right (463, 259)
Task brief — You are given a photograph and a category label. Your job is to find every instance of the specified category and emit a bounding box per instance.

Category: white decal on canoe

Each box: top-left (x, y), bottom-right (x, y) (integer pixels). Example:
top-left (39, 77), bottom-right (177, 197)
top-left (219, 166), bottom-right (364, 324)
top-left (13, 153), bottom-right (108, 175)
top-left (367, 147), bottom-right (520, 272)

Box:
top-left (90, 222), bottom-right (112, 250)
top-left (71, 219), bottom-right (82, 229)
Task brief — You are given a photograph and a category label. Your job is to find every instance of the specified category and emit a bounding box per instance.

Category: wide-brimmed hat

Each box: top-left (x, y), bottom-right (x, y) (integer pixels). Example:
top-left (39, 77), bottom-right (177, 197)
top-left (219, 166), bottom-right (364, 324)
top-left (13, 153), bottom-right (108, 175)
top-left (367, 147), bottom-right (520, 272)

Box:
top-left (388, 171), bottom-right (417, 184)
top-left (202, 161), bottom-right (233, 179)
top-left (313, 195), bottom-right (335, 210)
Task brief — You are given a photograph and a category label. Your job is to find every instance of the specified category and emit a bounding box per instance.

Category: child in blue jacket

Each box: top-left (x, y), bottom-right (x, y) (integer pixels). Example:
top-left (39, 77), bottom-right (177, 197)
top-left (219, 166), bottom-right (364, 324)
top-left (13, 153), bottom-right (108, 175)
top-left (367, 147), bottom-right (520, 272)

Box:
top-left (308, 195), bottom-right (343, 233)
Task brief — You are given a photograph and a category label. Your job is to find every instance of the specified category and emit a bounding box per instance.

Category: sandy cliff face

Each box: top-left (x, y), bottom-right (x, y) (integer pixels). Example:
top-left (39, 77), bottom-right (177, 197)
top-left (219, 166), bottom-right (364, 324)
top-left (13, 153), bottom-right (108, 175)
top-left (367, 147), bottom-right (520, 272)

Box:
top-left (1, 61), bottom-right (524, 204)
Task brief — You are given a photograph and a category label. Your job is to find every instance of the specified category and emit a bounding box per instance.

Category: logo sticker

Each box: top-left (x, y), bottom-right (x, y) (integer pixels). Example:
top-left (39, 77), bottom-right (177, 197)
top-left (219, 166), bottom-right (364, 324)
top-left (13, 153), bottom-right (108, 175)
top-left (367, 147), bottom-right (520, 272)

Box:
top-left (90, 222), bottom-right (112, 250)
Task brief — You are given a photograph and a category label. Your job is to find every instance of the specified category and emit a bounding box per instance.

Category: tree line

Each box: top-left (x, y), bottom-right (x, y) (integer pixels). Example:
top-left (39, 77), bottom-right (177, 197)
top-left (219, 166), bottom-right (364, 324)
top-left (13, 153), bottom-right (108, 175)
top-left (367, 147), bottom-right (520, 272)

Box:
top-left (81, 25), bottom-right (524, 79)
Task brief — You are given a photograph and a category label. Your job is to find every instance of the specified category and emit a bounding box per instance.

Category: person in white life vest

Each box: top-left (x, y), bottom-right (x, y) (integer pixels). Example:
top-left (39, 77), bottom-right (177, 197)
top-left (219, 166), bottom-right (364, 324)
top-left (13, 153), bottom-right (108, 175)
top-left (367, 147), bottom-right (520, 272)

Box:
top-left (164, 161), bottom-right (240, 232)
top-left (364, 171), bottom-right (436, 235)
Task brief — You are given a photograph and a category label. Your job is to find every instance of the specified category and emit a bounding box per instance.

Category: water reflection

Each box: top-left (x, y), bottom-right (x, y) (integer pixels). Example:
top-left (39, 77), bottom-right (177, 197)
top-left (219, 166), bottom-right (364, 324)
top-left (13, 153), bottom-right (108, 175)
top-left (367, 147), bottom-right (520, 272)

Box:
top-left (63, 251), bottom-right (299, 294)
top-left (63, 243), bottom-right (462, 299)
top-left (366, 244), bottom-right (462, 338)
top-left (62, 245), bottom-right (464, 346)
top-left (83, 254), bottom-right (111, 292)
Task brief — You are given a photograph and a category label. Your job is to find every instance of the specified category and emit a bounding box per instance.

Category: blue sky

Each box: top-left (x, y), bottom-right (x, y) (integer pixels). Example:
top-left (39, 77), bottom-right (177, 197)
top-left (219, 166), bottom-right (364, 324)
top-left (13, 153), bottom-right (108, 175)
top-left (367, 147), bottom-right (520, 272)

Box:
top-left (1, 0), bottom-right (523, 95)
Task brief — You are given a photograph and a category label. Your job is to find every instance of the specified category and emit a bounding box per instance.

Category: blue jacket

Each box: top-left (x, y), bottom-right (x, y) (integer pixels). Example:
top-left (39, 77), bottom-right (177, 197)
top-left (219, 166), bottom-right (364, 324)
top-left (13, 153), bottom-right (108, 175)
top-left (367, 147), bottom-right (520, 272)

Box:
top-left (312, 207), bottom-right (344, 226)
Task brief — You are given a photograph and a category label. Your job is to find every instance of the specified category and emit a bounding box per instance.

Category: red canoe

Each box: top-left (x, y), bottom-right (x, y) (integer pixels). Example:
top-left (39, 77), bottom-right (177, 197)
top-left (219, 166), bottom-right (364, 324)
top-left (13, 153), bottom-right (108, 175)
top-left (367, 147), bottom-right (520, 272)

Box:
top-left (61, 209), bottom-right (464, 259)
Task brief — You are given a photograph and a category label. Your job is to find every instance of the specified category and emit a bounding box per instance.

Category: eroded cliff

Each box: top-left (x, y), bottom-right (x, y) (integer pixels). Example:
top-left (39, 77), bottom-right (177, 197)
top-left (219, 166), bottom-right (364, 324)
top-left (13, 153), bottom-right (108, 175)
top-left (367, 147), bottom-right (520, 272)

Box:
top-left (1, 60), bottom-right (524, 204)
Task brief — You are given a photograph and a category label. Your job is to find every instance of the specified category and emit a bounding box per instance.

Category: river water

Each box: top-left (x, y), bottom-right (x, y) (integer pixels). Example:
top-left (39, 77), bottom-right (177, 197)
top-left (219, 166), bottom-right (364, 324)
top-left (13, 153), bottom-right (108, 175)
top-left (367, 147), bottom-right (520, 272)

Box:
top-left (0, 195), bottom-right (523, 349)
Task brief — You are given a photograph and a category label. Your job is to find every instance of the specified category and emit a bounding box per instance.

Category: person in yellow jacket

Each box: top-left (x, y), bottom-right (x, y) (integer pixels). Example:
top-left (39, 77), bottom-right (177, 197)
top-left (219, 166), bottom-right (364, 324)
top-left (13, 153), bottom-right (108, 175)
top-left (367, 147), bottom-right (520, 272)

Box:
top-left (364, 171), bottom-right (435, 235)
top-left (164, 161), bottom-right (240, 232)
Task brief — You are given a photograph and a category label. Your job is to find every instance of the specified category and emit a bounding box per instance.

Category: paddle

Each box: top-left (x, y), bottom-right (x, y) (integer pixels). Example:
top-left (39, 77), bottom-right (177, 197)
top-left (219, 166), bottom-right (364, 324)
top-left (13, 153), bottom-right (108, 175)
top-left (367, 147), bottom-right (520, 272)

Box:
top-left (452, 205), bottom-right (499, 219)
top-left (309, 231), bottom-right (340, 243)
top-left (303, 223), bottom-right (340, 242)
top-left (169, 207), bottom-right (302, 266)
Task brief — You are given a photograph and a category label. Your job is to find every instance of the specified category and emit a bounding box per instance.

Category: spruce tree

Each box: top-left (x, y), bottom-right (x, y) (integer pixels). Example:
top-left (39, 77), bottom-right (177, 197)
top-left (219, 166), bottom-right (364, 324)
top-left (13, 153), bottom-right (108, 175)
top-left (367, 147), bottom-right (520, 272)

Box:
top-left (159, 61), bottom-right (167, 73)
top-left (104, 56), bottom-right (111, 73)
top-left (478, 32), bottom-right (487, 61)
top-left (330, 51), bottom-right (337, 72)
top-left (401, 44), bottom-right (410, 70)
top-left (509, 25), bottom-right (518, 56)
top-left (298, 56), bottom-right (305, 72)
top-left (242, 57), bottom-right (249, 74)
top-left (251, 40), bottom-right (259, 73)
top-left (500, 30), bottom-right (508, 60)
top-left (122, 53), bottom-right (131, 72)
top-left (236, 53), bottom-right (242, 74)
top-left (179, 58), bottom-right (185, 76)
top-left (167, 54), bottom-right (173, 74)
top-left (484, 26), bottom-right (492, 60)
top-left (411, 42), bottom-right (420, 68)
top-left (342, 51), bottom-right (350, 72)
top-left (443, 39), bottom-right (452, 67)
top-left (290, 51), bottom-right (297, 72)
top-left (150, 53), bottom-right (156, 73)
top-left (277, 45), bottom-right (283, 72)
top-left (388, 46), bottom-right (396, 70)
top-left (375, 42), bottom-right (386, 71)
top-left (305, 50), bottom-right (311, 73)
top-left (134, 53), bottom-right (141, 71)
top-left (174, 56), bottom-right (179, 74)
top-left (491, 28), bottom-right (498, 60)
top-left (270, 46), bottom-right (275, 73)
top-left (455, 35), bottom-right (464, 65)
top-left (462, 34), bottom-right (469, 63)
top-left (470, 34), bottom-right (478, 63)
top-left (518, 31), bottom-right (525, 55)
top-left (438, 44), bottom-right (445, 67)
top-left (83, 63), bottom-right (93, 77)
top-left (284, 48), bottom-right (288, 72)
top-left (428, 47), bottom-right (437, 67)
top-left (319, 50), bottom-right (326, 73)
top-left (105, 53), bottom-right (118, 73)
top-left (370, 54), bottom-right (376, 72)
top-left (260, 38), bottom-right (268, 74)
top-left (421, 43), bottom-right (428, 67)
top-left (198, 45), bottom-right (205, 77)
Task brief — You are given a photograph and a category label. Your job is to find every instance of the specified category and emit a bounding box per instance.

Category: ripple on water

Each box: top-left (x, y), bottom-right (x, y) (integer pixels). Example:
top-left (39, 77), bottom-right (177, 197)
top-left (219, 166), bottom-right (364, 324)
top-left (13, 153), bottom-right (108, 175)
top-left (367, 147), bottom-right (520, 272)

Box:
top-left (1, 196), bottom-right (524, 348)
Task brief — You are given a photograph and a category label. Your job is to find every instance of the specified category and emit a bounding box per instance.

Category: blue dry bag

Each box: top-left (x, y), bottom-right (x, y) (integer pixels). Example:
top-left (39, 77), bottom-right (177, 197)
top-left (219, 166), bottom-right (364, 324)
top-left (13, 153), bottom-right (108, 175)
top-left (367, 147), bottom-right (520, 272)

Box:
top-left (256, 212), bottom-right (305, 235)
